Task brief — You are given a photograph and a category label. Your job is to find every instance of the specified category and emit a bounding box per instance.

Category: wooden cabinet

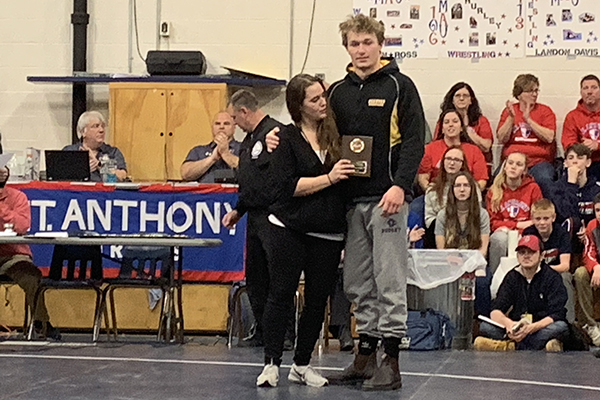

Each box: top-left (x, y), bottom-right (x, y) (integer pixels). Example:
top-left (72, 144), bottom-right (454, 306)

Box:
top-left (109, 83), bottom-right (227, 181)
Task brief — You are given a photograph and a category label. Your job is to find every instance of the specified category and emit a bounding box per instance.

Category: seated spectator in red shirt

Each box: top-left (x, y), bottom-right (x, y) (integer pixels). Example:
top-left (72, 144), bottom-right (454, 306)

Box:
top-left (418, 109), bottom-right (488, 192)
top-left (487, 152), bottom-right (543, 275)
top-left (576, 192), bottom-right (600, 347)
top-left (497, 74), bottom-right (557, 194)
top-left (562, 74), bottom-right (600, 182)
top-left (0, 167), bottom-right (59, 340)
top-left (435, 82), bottom-right (493, 168)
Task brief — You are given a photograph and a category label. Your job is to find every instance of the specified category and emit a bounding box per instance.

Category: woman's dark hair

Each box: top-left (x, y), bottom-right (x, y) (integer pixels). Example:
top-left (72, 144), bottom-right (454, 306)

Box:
top-left (286, 74), bottom-right (341, 162)
top-left (435, 82), bottom-right (482, 140)
top-left (441, 82), bottom-right (482, 124)
top-left (430, 145), bottom-right (468, 207)
top-left (444, 171), bottom-right (482, 250)
top-left (434, 109), bottom-right (470, 143)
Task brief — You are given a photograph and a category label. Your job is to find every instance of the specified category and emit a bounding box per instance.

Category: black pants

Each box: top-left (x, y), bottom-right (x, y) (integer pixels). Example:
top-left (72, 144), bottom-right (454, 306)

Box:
top-left (244, 210), bottom-right (271, 339)
top-left (263, 224), bottom-right (343, 365)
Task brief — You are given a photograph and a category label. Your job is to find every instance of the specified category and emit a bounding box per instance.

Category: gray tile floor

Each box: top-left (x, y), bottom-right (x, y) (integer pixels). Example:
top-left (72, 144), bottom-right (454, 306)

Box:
top-left (0, 335), bottom-right (599, 400)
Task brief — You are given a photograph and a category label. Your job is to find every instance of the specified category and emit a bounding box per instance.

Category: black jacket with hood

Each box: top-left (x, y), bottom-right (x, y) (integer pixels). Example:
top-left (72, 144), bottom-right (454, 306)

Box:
top-left (328, 58), bottom-right (425, 203)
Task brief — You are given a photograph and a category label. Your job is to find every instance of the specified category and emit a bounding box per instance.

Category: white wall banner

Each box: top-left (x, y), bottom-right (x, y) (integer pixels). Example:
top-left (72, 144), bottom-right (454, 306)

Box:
top-left (525, 0), bottom-right (600, 57)
top-left (352, 0), bottom-right (527, 60)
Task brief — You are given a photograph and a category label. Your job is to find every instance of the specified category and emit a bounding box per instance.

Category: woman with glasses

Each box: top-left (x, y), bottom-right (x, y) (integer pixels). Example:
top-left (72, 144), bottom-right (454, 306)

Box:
top-left (497, 74), bottom-right (557, 193)
top-left (435, 171), bottom-right (490, 255)
top-left (418, 109), bottom-right (488, 193)
top-left (424, 146), bottom-right (482, 248)
top-left (436, 82), bottom-right (493, 165)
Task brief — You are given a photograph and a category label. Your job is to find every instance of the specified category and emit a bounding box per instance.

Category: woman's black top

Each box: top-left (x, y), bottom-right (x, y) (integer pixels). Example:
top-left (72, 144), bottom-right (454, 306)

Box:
top-left (268, 124), bottom-right (346, 234)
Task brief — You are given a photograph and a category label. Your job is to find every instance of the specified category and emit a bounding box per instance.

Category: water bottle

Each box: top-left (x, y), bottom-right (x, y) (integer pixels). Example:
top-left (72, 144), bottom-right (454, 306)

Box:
top-left (5, 154), bottom-right (17, 175)
top-left (106, 157), bottom-right (117, 182)
top-left (100, 154), bottom-right (109, 182)
top-left (100, 154), bottom-right (117, 183)
top-left (24, 150), bottom-right (33, 180)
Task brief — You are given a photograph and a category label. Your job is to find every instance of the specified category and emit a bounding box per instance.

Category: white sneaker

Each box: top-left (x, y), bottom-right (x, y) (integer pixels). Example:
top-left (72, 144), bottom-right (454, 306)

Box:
top-left (256, 363), bottom-right (279, 387)
top-left (288, 363), bottom-right (328, 387)
top-left (583, 324), bottom-right (600, 347)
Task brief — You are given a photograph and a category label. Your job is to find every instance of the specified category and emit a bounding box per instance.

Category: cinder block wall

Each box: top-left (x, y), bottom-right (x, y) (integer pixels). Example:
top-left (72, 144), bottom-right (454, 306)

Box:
top-left (1, 0), bottom-right (597, 157)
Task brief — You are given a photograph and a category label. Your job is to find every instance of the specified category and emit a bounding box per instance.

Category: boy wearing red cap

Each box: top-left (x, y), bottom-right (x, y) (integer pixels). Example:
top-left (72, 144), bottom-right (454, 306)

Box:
top-left (474, 235), bottom-right (569, 351)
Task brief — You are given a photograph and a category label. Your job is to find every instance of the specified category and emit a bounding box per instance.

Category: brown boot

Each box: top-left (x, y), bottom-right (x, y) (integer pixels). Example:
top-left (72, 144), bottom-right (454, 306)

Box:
top-left (327, 352), bottom-right (377, 386)
top-left (473, 337), bottom-right (516, 351)
top-left (362, 355), bottom-right (402, 391)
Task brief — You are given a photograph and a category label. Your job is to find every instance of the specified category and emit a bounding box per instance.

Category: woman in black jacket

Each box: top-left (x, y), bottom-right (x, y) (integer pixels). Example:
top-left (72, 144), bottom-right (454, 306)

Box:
top-left (256, 74), bottom-right (354, 388)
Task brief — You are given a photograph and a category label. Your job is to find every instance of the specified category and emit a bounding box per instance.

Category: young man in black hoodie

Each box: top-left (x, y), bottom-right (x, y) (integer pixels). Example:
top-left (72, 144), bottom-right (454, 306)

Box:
top-left (327, 14), bottom-right (425, 391)
top-left (549, 143), bottom-right (600, 255)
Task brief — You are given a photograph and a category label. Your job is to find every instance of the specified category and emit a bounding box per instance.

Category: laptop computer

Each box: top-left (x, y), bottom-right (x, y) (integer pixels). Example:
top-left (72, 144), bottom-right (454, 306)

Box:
top-left (213, 169), bottom-right (237, 184)
top-left (45, 150), bottom-right (91, 181)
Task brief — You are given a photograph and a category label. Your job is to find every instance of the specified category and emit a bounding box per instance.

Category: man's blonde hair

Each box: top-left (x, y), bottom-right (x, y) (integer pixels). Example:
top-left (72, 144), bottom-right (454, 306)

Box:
top-left (531, 198), bottom-right (555, 215)
top-left (339, 14), bottom-right (385, 47)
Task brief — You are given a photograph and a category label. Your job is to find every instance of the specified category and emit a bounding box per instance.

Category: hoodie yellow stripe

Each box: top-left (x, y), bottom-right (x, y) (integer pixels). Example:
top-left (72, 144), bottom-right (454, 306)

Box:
top-left (347, 58), bottom-right (391, 73)
top-left (390, 98), bottom-right (401, 147)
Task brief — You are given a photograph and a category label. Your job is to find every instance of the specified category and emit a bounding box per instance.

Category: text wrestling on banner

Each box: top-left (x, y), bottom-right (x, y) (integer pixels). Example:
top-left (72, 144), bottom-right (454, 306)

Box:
top-left (20, 187), bottom-right (246, 282)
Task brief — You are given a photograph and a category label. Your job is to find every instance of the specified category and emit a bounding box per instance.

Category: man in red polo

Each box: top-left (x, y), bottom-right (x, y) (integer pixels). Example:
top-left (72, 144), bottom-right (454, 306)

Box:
top-left (0, 167), bottom-right (59, 339)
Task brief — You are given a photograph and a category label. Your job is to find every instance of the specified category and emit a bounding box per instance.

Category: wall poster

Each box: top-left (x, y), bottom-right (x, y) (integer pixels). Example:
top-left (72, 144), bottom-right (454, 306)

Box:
top-left (352, 0), bottom-right (528, 60)
top-left (525, 0), bottom-right (600, 57)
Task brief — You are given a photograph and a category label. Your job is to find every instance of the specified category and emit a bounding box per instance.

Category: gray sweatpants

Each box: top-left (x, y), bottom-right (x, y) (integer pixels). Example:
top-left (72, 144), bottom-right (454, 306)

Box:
top-left (343, 202), bottom-right (409, 339)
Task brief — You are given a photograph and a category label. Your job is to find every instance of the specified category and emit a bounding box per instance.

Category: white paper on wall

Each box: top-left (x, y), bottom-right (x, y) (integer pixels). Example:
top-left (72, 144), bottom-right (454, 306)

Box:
top-left (525, 0), bottom-right (600, 57)
top-left (352, 0), bottom-right (527, 60)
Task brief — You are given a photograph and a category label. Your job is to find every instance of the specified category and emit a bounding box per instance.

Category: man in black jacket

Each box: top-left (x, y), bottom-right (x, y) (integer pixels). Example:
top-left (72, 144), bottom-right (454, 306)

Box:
top-left (328, 14), bottom-right (425, 391)
top-left (474, 235), bottom-right (569, 351)
top-left (222, 90), bottom-right (287, 348)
